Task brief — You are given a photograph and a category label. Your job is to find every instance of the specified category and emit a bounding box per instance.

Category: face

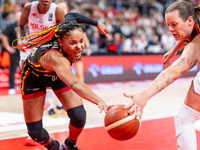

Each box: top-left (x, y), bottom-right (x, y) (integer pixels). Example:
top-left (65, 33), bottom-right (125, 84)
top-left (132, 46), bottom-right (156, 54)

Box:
top-left (59, 29), bottom-right (84, 60)
top-left (165, 10), bottom-right (193, 41)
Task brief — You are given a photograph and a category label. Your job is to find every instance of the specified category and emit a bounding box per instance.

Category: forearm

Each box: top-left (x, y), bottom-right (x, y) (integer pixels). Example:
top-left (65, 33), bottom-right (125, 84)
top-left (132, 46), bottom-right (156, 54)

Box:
top-left (71, 82), bottom-right (103, 105)
top-left (84, 33), bottom-right (90, 48)
top-left (142, 66), bottom-right (182, 100)
top-left (171, 41), bottom-right (185, 54)
top-left (65, 12), bottom-right (98, 26)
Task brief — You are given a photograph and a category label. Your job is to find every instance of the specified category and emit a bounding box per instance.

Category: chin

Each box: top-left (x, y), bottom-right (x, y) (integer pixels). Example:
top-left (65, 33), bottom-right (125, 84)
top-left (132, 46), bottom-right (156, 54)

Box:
top-left (174, 37), bottom-right (182, 41)
top-left (75, 56), bottom-right (81, 60)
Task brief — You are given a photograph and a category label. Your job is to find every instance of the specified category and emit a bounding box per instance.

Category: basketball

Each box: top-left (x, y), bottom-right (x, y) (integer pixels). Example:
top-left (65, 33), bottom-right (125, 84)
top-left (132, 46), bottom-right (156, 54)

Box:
top-left (104, 104), bottom-right (141, 141)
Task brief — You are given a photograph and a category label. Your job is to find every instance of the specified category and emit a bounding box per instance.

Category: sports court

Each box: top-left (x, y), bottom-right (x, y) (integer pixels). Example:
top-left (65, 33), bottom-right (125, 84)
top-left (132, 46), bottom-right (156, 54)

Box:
top-left (1, 77), bottom-right (200, 150)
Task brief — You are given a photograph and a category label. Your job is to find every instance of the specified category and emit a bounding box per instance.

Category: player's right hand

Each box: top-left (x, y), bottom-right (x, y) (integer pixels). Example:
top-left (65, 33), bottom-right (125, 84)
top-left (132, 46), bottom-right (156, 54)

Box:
top-left (97, 100), bottom-right (111, 113)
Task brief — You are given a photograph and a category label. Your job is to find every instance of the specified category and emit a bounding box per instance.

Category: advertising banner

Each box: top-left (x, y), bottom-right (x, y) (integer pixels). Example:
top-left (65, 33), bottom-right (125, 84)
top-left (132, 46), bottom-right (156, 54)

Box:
top-left (0, 55), bottom-right (199, 88)
top-left (71, 55), bottom-right (199, 83)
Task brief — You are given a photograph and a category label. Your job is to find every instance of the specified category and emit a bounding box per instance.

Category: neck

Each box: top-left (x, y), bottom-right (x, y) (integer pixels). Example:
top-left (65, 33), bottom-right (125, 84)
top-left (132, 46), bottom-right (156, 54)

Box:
top-left (38, 4), bottom-right (50, 14)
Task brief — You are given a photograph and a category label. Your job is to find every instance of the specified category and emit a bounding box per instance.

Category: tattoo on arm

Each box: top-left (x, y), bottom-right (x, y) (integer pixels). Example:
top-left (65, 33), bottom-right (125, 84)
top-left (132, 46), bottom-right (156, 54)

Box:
top-left (177, 58), bottom-right (185, 66)
top-left (190, 58), bottom-right (198, 69)
top-left (153, 80), bottom-right (158, 90)
top-left (158, 86), bottom-right (165, 92)
top-left (181, 70), bottom-right (187, 75)
top-left (153, 73), bottom-right (170, 92)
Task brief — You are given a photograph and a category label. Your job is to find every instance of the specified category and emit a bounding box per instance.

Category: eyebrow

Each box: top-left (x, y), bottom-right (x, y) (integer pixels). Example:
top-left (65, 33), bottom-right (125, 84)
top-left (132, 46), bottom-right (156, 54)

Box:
top-left (69, 37), bottom-right (84, 43)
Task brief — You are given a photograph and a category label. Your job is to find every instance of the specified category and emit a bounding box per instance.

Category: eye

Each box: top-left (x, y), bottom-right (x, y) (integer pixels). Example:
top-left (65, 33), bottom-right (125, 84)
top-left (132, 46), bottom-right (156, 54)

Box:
top-left (80, 39), bottom-right (84, 43)
top-left (69, 42), bottom-right (76, 45)
top-left (171, 23), bottom-right (177, 27)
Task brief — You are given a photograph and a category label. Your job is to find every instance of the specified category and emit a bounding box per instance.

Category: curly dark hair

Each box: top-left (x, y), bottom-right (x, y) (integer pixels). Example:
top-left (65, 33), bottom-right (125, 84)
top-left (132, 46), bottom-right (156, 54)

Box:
top-left (12, 19), bottom-right (82, 50)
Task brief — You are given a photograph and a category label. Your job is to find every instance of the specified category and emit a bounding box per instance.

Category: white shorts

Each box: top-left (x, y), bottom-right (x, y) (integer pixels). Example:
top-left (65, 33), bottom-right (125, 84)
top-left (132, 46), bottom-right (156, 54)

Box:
top-left (19, 48), bottom-right (36, 68)
top-left (20, 48), bottom-right (35, 61)
top-left (193, 71), bottom-right (200, 95)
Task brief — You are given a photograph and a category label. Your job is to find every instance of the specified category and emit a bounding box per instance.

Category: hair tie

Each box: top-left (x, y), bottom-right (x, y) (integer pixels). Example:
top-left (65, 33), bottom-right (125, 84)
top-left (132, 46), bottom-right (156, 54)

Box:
top-left (54, 28), bottom-right (60, 38)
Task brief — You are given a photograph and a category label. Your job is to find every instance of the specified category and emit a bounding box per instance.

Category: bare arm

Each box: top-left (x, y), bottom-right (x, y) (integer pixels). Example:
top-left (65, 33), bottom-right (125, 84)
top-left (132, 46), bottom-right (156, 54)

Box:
top-left (41, 51), bottom-right (109, 112)
top-left (16, 3), bottom-right (31, 43)
top-left (55, 6), bottom-right (65, 23)
top-left (84, 32), bottom-right (92, 56)
top-left (125, 36), bottom-right (200, 118)
top-left (163, 40), bottom-right (185, 67)
top-left (171, 40), bottom-right (185, 53)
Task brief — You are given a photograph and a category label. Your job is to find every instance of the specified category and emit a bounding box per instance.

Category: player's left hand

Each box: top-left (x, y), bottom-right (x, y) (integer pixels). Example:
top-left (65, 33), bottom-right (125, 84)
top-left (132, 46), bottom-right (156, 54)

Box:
top-left (96, 22), bottom-right (109, 37)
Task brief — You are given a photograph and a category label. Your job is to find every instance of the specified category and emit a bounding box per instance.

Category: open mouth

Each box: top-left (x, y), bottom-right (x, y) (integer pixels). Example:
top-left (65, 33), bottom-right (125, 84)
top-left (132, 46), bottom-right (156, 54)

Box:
top-left (74, 51), bottom-right (82, 57)
top-left (172, 33), bottom-right (178, 38)
top-left (43, 1), bottom-right (49, 5)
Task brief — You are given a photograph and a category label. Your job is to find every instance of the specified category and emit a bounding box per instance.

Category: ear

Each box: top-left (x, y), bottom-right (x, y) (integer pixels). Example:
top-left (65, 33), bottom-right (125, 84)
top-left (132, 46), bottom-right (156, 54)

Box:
top-left (58, 38), bottom-right (63, 47)
top-left (187, 16), bottom-right (194, 26)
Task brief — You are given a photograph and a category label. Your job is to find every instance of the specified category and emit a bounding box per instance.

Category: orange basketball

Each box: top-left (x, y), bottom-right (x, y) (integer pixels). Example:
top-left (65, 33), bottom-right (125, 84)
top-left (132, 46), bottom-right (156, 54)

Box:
top-left (104, 104), bottom-right (141, 141)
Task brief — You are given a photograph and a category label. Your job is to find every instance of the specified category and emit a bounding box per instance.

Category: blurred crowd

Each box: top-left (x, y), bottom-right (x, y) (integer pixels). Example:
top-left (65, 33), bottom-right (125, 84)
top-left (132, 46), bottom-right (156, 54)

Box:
top-left (0, 0), bottom-right (198, 58)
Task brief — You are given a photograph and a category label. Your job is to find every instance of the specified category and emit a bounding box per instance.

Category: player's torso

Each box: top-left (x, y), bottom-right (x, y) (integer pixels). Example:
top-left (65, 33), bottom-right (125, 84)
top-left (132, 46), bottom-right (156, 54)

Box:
top-left (27, 40), bottom-right (61, 74)
top-left (26, 1), bottom-right (57, 35)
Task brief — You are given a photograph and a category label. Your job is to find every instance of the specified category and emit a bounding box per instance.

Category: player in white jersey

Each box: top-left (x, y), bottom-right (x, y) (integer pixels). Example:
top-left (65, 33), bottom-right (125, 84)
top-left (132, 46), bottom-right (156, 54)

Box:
top-left (16, 0), bottom-right (65, 146)
top-left (20, 1), bottom-right (58, 60)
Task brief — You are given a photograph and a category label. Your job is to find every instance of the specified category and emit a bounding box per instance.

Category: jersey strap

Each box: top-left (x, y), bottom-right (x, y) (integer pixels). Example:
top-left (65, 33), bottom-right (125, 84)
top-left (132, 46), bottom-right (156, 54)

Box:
top-left (185, 19), bottom-right (200, 45)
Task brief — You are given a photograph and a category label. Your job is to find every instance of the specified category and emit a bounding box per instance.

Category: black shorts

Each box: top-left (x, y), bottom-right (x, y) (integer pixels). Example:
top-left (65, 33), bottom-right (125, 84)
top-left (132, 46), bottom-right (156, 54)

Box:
top-left (21, 60), bottom-right (71, 100)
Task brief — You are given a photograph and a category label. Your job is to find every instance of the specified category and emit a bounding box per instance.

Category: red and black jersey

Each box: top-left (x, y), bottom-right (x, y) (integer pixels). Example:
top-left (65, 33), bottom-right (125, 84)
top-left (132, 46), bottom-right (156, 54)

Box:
top-left (27, 40), bottom-right (74, 73)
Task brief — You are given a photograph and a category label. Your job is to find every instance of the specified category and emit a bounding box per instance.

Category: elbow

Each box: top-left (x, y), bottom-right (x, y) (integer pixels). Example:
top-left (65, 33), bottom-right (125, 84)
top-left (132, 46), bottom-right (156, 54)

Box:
top-left (68, 81), bottom-right (80, 91)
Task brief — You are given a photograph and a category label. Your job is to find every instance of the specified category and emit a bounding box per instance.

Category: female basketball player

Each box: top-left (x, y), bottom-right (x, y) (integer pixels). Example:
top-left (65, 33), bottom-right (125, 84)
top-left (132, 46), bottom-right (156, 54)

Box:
top-left (124, 1), bottom-right (200, 150)
top-left (14, 13), bottom-right (109, 150)
top-left (18, 0), bottom-right (66, 120)
top-left (17, 0), bottom-right (65, 146)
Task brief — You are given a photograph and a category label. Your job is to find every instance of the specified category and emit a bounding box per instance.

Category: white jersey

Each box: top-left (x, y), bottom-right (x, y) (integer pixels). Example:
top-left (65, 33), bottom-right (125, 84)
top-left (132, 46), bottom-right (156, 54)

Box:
top-left (20, 1), bottom-right (57, 61)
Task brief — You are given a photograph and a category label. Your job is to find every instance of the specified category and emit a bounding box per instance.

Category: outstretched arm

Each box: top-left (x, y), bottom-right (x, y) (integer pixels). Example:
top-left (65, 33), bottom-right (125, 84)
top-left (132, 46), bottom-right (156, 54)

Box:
top-left (124, 36), bottom-right (200, 118)
top-left (41, 51), bottom-right (110, 113)
top-left (65, 12), bottom-right (109, 37)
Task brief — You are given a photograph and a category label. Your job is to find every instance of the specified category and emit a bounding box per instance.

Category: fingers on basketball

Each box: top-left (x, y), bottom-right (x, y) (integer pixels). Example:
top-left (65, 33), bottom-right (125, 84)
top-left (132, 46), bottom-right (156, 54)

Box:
top-left (104, 104), bottom-right (141, 141)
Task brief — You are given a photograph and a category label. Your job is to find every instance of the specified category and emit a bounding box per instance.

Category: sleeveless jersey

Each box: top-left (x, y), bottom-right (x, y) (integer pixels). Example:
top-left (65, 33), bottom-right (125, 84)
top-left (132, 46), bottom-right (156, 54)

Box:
top-left (21, 40), bottom-right (73, 99)
top-left (185, 19), bottom-right (200, 45)
top-left (27, 40), bottom-right (74, 74)
top-left (26, 1), bottom-right (57, 35)
top-left (21, 1), bottom-right (58, 60)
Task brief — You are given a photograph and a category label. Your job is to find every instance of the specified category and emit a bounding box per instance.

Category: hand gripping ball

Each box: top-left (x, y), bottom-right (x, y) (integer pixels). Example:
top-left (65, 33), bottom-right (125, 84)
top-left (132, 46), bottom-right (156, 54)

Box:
top-left (104, 104), bottom-right (141, 141)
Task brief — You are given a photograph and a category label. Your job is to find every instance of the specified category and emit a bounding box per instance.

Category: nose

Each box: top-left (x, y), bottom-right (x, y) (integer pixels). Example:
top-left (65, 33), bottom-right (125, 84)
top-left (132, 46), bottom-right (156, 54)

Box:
top-left (76, 43), bottom-right (82, 50)
top-left (168, 26), bottom-right (174, 32)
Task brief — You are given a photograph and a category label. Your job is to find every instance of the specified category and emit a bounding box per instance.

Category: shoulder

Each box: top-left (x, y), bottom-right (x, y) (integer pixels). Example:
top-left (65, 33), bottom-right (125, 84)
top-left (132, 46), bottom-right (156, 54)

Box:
top-left (55, 5), bottom-right (65, 14)
top-left (23, 2), bottom-right (32, 11)
top-left (21, 2), bottom-right (32, 16)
